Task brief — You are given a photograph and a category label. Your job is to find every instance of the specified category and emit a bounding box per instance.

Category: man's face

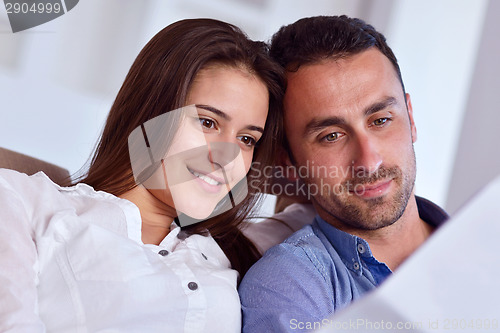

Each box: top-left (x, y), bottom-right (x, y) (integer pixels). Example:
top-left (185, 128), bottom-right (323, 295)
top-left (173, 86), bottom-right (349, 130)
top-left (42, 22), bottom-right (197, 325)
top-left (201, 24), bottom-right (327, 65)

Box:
top-left (283, 48), bottom-right (417, 231)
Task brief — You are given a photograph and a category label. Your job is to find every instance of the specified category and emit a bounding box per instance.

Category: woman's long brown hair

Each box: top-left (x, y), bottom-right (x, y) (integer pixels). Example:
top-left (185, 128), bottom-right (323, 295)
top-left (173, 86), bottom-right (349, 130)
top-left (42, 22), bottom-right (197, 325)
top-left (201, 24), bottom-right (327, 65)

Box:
top-left (75, 18), bottom-right (285, 278)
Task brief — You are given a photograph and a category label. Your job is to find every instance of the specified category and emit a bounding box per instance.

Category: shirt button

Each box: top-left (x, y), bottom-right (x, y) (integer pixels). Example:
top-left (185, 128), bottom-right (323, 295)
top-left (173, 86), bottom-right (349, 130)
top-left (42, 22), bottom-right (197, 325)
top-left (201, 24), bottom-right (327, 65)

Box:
top-left (353, 262), bottom-right (360, 270)
top-left (357, 243), bottom-right (366, 254)
top-left (188, 282), bottom-right (198, 291)
top-left (158, 250), bottom-right (169, 256)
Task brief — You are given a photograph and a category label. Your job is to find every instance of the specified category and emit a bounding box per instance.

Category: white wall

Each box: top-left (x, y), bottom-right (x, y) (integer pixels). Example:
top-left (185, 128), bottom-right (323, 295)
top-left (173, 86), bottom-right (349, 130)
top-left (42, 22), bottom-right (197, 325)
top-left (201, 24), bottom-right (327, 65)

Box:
top-left (1, 0), bottom-right (496, 217)
top-left (446, 0), bottom-right (500, 213)
top-left (384, 0), bottom-right (489, 210)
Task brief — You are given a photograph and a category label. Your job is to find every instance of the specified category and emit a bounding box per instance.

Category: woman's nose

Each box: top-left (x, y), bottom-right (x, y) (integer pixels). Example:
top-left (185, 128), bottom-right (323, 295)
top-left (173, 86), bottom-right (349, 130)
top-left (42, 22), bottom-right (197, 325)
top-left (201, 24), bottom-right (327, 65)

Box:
top-left (207, 141), bottom-right (240, 172)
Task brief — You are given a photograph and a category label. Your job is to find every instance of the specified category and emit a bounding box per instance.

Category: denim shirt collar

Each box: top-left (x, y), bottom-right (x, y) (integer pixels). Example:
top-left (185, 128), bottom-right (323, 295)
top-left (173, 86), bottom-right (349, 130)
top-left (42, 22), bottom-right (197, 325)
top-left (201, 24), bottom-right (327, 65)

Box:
top-left (314, 217), bottom-right (370, 276)
top-left (313, 196), bottom-right (449, 277)
top-left (415, 195), bottom-right (449, 227)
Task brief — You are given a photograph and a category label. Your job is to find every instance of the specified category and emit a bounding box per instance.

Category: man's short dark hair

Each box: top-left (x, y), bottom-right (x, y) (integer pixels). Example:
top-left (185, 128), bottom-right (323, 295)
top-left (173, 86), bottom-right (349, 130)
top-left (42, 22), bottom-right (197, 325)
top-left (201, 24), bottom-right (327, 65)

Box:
top-left (270, 15), bottom-right (405, 94)
top-left (270, 15), bottom-right (407, 162)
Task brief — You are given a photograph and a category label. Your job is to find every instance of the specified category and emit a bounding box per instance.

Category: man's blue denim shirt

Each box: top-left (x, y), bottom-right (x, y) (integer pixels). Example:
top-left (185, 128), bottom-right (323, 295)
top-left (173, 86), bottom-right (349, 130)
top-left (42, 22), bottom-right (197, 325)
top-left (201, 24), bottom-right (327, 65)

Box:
top-left (239, 196), bottom-right (448, 333)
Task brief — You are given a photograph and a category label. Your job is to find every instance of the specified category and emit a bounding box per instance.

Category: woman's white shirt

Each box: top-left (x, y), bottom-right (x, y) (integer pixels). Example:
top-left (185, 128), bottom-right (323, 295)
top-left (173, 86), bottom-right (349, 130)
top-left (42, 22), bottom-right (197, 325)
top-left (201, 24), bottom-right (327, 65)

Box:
top-left (0, 169), bottom-right (240, 333)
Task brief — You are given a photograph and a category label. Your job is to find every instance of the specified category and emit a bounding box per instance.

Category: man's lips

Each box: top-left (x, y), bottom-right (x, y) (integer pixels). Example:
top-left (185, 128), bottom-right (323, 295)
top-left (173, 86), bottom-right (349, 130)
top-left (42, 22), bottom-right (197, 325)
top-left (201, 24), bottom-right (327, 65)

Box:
top-left (350, 179), bottom-right (393, 198)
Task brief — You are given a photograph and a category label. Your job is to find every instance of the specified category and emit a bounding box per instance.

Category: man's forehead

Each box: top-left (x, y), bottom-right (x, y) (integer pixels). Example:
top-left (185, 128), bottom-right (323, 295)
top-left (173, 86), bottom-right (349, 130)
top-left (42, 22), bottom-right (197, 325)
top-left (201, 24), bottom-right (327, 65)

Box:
top-left (286, 48), bottom-right (397, 81)
top-left (283, 50), bottom-right (402, 115)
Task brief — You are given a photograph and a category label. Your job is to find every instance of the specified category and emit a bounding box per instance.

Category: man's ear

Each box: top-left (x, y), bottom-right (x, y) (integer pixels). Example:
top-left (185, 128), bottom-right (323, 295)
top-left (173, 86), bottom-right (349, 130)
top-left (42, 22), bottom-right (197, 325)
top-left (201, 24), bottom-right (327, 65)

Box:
top-left (406, 93), bottom-right (417, 143)
top-left (273, 147), bottom-right (310, 210)
top-left (278, 147), bottom-right (299, 182)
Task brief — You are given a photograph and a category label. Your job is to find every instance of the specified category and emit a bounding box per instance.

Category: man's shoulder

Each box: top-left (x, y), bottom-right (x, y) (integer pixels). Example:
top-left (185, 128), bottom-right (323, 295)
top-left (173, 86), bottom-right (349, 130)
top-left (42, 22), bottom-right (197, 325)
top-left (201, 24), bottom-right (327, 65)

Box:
top-left (242, 221), bottom-right (331, 281)
top-left (242, 203), bottom-right (317, 254)
top-left (239, 220), bottom-right (338, 326)
top-left (267, 222), bottom-right (325, 256)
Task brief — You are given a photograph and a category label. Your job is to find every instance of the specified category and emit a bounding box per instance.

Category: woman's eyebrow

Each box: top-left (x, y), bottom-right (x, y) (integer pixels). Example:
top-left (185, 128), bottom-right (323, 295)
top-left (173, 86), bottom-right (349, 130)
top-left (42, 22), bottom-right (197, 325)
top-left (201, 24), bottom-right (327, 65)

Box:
top-left (196, 104), bottom-right (231, 120)
top-left (246, 125), bottom-right (264, 134)
top-left (196, 104), bottom-right (264, 133)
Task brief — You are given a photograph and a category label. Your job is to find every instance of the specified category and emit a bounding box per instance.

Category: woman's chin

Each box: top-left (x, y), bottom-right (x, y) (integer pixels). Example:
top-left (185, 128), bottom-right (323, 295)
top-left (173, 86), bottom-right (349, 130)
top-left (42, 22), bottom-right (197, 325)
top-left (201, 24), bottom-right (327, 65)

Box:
top-left (170, 184), bottom-right (227, 221)
top-left (176, 202), bottom-right (218, 221)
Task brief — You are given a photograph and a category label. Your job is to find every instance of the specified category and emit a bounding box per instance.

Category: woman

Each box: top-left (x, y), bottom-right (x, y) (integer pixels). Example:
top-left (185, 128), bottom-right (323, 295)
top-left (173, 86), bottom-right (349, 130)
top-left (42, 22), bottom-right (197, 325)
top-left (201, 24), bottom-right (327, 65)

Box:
top-left (0, 19), bottom-right (284, 332)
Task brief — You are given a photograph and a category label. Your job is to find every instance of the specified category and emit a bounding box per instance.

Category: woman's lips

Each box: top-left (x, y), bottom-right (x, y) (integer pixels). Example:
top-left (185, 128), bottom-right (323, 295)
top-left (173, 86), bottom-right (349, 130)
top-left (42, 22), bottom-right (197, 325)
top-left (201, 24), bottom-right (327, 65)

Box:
top-left (187, 166), bottom-right (227, 193)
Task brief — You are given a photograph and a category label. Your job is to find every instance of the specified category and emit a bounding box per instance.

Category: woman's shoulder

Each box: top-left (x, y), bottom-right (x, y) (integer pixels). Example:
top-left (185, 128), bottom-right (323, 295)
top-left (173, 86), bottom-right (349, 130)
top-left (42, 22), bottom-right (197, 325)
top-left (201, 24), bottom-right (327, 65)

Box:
top-left (0, 168), bottom-right (142, 240)
top-left (0, 169), bottom-right (137, 219)
top-left (1, 169), bottom-right (86, 202)
top-left (0, 168), bottom-right (61, 196)
top-left (0, 168), bottom-right (124, 204)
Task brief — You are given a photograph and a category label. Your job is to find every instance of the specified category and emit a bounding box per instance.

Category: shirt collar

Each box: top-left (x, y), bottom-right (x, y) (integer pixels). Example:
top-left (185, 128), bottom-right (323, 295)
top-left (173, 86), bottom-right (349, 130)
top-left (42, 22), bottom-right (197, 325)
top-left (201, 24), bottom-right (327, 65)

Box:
top-left (314, 216), bottom-right (369, 275)
top-left (415, 195), bottom-right (449, 227)
top-left (313, 196), bottom-right (448, 275)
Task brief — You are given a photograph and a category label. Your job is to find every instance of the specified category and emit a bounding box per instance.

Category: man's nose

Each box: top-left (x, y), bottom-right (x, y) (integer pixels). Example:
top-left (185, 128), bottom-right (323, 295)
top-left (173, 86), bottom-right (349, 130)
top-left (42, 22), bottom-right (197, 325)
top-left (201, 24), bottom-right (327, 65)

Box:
top-left (352, 134), bottom-right (382, 175)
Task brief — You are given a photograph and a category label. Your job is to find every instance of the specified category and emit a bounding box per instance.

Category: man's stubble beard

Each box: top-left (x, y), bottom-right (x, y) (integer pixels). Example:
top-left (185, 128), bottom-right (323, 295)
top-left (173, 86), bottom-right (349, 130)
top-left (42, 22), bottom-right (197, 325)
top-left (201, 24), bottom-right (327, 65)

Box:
top-left (309, 148), bottom-right (417, 231)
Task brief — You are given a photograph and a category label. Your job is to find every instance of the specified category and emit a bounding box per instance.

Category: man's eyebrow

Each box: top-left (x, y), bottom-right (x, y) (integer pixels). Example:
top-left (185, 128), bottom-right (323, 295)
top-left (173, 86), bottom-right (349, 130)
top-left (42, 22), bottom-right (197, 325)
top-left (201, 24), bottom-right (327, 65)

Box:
top-left (364, 97), bottom-right (398, 116)
top-left (196, 104), bottom-right (264, 133)
top-left (196, 104), bottom-right (231, 120)
top-left (302, 97), bottom-right (398, 138)
top-left (303, 116), bottom-right (346, 137)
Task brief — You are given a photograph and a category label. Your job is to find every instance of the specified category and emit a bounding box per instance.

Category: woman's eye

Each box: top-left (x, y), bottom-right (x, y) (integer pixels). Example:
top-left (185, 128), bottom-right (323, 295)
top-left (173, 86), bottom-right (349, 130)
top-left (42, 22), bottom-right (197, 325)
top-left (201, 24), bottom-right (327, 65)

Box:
top-left (199, 118), bottom-right (216, 129)
top-left (239, 136), bottom-right (257, 147)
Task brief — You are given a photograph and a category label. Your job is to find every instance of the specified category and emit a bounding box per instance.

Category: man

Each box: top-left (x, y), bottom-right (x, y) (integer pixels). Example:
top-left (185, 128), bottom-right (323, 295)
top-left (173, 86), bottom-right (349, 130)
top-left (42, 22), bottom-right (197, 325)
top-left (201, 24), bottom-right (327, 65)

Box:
top-left (239, 15), bottom-right (448, 332)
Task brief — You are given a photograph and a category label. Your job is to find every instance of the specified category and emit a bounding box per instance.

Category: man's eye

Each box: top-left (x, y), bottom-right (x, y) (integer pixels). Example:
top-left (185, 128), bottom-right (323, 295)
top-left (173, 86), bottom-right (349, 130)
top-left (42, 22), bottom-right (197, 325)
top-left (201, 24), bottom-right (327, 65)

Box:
top-left (323, 132), bottom-right (341, 142)
top-left (238, 136), bottom-right (257, 147)
top-left (199, 118), bottom-right (216, 129)
top-left (373, 118), bottom-right (389, 126)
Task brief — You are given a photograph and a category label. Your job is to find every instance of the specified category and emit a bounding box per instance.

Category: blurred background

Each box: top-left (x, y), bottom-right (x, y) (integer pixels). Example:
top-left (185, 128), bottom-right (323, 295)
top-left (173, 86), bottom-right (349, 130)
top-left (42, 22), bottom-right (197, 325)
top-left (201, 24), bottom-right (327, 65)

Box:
top-left (1, 0), bottom-right (498, 216)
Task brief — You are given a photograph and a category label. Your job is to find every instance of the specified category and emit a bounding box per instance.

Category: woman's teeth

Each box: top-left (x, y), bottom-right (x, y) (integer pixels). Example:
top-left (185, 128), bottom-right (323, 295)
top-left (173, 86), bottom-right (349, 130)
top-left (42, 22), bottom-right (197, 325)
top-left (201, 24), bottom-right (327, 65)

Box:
top-left (191, 170), bottom-right (221, 186)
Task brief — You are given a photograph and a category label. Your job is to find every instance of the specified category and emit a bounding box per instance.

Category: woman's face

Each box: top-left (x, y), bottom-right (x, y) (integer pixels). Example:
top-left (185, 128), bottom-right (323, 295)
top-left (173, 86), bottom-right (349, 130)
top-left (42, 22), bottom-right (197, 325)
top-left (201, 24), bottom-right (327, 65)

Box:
top-left (142, 65), bottom-right (269, 223)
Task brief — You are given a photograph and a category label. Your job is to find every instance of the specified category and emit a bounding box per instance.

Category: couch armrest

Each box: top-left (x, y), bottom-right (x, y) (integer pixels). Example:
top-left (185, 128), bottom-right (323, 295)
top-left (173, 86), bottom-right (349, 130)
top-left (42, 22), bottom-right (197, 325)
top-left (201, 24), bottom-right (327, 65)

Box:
top-left (0, 147), bottom-right (71, 186)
